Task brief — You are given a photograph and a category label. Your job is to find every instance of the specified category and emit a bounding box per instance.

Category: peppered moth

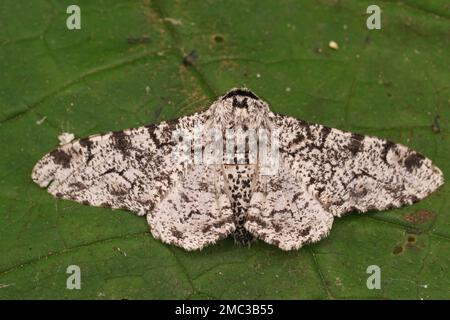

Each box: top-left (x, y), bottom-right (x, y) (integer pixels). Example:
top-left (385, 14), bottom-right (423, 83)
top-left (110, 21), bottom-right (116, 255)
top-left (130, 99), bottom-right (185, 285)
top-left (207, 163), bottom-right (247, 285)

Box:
top-left (32, 88), bottom-right (444, 251)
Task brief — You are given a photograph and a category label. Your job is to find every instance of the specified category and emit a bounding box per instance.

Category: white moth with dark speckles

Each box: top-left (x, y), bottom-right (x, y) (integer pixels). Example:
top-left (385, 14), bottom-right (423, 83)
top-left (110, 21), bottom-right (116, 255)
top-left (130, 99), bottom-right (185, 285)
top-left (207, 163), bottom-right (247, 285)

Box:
top-left (32, 88), bottom-right (444, 251)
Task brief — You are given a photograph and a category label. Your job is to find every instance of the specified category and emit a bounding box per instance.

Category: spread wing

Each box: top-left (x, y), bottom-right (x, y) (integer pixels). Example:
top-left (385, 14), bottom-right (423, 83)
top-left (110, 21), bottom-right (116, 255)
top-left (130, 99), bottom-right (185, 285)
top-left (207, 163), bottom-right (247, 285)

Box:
top-left (32, 110), bottom-right (237, 251)
top-left (31, 111), bottom-right (208, 216)
top-left (270, 112), bottom-right (444, 217)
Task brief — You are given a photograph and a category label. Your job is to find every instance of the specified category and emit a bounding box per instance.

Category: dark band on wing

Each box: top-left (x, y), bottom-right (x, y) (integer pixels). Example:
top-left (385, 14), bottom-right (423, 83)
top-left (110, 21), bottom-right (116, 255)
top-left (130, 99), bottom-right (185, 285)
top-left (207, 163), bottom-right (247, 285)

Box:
top-left (404, 152), bottom-right (425, 172)
top-left (50, 149), bottom-right (72, 168)
top-left (347, 133), bottom-right (365, 155)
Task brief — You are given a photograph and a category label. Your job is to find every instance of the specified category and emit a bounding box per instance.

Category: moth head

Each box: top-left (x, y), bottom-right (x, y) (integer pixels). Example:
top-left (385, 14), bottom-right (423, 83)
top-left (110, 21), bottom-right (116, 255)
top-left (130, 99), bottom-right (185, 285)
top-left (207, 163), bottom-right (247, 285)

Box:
top-left (210, 88), bottom-right (270, 128)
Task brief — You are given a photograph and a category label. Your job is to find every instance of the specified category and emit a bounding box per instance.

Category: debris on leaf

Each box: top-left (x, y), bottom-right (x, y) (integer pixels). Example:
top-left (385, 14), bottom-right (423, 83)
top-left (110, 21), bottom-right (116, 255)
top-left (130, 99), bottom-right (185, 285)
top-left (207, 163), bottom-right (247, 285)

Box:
top-left (163, 17), bottom-right (182, 25)
top-left (36, 116), bottom-right (47, 125)
top-left (116, 247), bottom-right (127, 257)
top-left (329, 40), bottom-right (339, 50)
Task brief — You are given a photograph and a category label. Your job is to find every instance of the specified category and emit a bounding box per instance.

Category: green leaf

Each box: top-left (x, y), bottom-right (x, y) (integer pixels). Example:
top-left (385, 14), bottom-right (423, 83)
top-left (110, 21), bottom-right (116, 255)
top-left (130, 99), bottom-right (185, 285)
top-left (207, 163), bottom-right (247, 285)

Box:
top-left (0, 0), bottom-right (449, 299)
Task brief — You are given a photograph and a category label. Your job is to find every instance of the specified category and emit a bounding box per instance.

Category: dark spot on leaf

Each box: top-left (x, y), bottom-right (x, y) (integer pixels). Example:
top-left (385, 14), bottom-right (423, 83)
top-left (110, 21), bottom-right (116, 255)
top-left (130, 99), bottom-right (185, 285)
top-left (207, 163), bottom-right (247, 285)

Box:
top-left (182, 50), bottom-right (198, 66)
top-left (404, 210), bottom-right (435, 224)
top-left (392, 245), bottom-right (403, 255)
top-left (407, 235), bottom-right (416, 243)
top-left (212, 34), bottom-right (224, 43)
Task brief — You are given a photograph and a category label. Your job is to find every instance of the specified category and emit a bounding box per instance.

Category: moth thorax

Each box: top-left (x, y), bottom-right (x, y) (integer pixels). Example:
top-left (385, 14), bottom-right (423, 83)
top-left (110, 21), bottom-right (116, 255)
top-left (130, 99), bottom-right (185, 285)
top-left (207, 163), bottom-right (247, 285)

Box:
top-left (211, 98), bottom-right (269, 129)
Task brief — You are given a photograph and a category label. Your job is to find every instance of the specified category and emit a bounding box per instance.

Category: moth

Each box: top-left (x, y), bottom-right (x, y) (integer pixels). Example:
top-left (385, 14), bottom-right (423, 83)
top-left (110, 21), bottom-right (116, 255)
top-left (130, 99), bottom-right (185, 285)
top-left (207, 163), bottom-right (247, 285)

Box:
top-left (32, 88), bottom-right (444, 251)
